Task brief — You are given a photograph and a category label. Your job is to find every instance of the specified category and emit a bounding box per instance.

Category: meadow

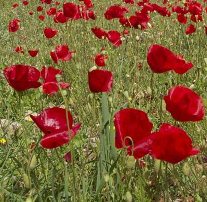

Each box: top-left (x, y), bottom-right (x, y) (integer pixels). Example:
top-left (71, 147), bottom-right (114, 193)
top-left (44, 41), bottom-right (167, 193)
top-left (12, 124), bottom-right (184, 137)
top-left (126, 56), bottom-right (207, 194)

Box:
top-left (0, 0), bottom-right (207, 201)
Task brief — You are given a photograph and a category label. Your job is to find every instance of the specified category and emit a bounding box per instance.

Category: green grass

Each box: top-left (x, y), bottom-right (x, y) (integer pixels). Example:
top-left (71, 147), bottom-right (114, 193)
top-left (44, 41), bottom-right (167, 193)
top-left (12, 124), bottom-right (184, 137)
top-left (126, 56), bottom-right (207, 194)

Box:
top-left (0, 0), bottom-right (207, 201)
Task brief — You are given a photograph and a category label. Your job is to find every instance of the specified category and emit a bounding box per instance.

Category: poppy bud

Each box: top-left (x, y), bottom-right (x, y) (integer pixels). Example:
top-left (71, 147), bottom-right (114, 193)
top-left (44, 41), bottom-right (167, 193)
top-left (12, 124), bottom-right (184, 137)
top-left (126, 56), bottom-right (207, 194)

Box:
top-left (29, 155), bottom-right (37, 169)
top-left (25, 197), bottom-right (33, 202)
top-left (126, 156), bottom-right (135, 168)
top-left (104, 174), bottom-right (110, 183)
top-left (125, 191), bottom-right (132, 202)
top-left (182, 162), bottom-right (191, 176)
top-left (154, 159), bottom-right (162, 173)
top-left (22, 173), bottom-right (31, 189)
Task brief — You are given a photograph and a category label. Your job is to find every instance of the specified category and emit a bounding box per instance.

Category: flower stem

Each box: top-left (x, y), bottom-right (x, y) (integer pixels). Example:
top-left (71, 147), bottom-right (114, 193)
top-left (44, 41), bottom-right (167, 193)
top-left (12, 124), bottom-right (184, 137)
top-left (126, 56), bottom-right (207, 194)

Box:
top-left (96, 93), bottom-right (117, 192)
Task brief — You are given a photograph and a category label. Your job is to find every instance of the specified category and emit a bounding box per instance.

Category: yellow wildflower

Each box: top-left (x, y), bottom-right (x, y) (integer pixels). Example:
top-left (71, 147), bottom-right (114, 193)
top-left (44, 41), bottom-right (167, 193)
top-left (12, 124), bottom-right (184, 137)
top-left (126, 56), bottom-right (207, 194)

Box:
top-left (0, 138), bottom-right (6, 145)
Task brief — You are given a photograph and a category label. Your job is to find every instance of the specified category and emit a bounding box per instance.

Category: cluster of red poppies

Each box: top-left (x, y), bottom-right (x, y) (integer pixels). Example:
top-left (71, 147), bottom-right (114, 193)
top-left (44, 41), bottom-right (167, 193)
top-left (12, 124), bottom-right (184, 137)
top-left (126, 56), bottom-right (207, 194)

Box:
top-left (114, 86), bottom-right (205, 163)
top-left (103, 0), bottom-right (207, 35)
top-left (4, 65), bottom-right (69, 95)
top-left (9, 0), bottom-right (207, 54)
top-left (5, 0), bottom-right (206, 164)
top-left (88, 43), bottom-right (205, 164)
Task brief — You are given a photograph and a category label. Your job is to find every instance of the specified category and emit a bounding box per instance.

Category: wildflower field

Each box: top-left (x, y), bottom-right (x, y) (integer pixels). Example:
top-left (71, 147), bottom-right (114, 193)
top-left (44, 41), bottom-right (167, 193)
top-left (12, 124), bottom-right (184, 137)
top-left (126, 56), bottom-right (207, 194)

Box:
top-left (0, 0), bottom-right (207, 201)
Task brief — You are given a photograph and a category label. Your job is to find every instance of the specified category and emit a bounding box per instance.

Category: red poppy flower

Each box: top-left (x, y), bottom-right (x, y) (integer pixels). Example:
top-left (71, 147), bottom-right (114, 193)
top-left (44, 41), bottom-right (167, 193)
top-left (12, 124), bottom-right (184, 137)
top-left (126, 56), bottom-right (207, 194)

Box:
top-left (135, 12), bottom-right (150, 29)
top-left (42, 82), bottom-right (69, 95)
top-left (8, 18), bottom-right (20, 32)
top-left (152, 4), bottom-right (171, 17)
top-left (107, 30), bottom-right (122, 47)
top-left (83, 0), bottom-right (93, 8)
top-left (46, 7), bottom-right (56, 16)
top-left (177, 13), bottom-right (187, 24)
top-left (150, 123), bottom-right (199, 164)
top-left (190, 14), bottom-right (202, 23)
top-left (80, 6), bottom-right (96, 20)
top-left (119, 17), bottom-right (131, 27)
top-left (64, 151), bottom-right (72, 162)
top-left (88, 69), bottom-right (113, 93)
top-left (185, 24), bottom-right (196, 35)
top-left (55, 45), bottom-right (72, 61)
top-left (104, 5), bottom-right (128, 20)
top-left (141, 3), bottom-right (154, 14)
top-left (128, 16), bottom-right (139, 28)
top-left (39, 15), bottom-right (45, 21)
top-left (147, 44), bottom-right (193, 74)
top-left (123, 29), bottom-right (129, 35)
top-left (63, 2), bottom-right (81, 19)
top-left (164, 86), bottom-right (205, 122)
top-left (28, 50), bottom-right (39, 57)
top-left (14, 46), bottom-right (24, 53)
top-left (30, 107), bottom-right (81, 149)
top-left (50, 51), bottom-right (58, 63)
top-left (87, 10), bottom-right (96, 20)
top-left (129, 12), bottom-right (150, 29)
top-left (59, 82), bottom-right (70, 89)
top-left (44, 27), bottom-right (58, 38)
top-left (91, 27), bottom-right (107, 39)
top-left (23, 1), bottom-right (29, 6)
top-left (41, 0), bottom-right (52, 4)
top-left (114, 108), bottom-right (153, 157)
top-left (56, 45), bottom-right (73, 61)
top-left (3, 65), bottom-right (41, 91)
top-left (37, 6), bottom-right (43, 12)
top-left (188, 2), bottom-right (202, 16)
top-left (172, 6), bottom-right (188, 14)
top-left (42, 82), bottom-right (59, 94)
top-left (95, 53), bottom-right (108, 66)
top-left (41, 66), bottom-right (70, 95)
top-left (12, 3), bottom-right (19, 9)
top-left (123, 0), bottom-right (134, 4)
top-left (54, 10), bottom-right (69, 23)
top-left (41, 66), bottom-right (61, 83)
top-left (50, 45), bottom-right (74, 63)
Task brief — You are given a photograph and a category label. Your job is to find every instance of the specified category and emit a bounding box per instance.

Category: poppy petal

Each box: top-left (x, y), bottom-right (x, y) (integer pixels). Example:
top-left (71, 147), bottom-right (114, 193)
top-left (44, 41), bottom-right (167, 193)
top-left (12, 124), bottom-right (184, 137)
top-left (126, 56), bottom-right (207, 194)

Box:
top-left (150, 123), bottom-right (200, 164)
top-left (3, 65), bottom-right (41, 91)
top-left (88, 69), bottom-right (113, 93)
top-left (30, 107), bottom-right (73, 134)
top-left (164, 85), bottom-right (205, 122)
top-left (114, 108), bottom-right (153, 151)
